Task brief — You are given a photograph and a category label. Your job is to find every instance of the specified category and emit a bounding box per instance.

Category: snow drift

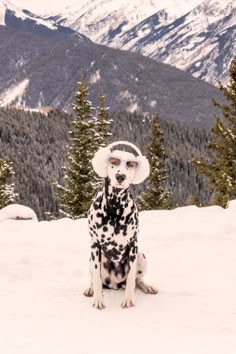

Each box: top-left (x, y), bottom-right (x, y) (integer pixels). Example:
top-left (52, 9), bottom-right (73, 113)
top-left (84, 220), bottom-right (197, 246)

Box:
top-left (0, 202), bottom-right (236, 353)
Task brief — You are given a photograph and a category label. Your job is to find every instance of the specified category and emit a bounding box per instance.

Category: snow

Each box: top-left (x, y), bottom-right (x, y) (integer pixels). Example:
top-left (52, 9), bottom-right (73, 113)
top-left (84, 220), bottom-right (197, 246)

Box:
top-left (150, 100), bottom-right (157, 108)
top-left (0, 79), bottom-right (29, 107)
top-left (0, 0), bottom-right (59, 29)
top-left (52, 0), bottom-right (204, 45)
top-left (45, 0), bottom-right (234, 85)
top-left (127, 101), bottom-right (139, 113)
top-left (0, 0), bottom-right (31, 25)
top-left (13, 0), bottom-right (75, 14)
top-left (0, 202), bottom-right (236, 353)
top-left (89, 70), bottom-right (101, 84)
top-left (0, 204), bottom-right (38, 222)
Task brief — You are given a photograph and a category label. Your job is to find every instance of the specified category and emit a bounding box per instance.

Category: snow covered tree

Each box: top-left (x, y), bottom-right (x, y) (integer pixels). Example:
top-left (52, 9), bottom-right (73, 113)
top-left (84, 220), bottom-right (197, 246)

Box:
top-left (138, 114), bottom-right (170, 210)
top-left (192, 56), bottom-right (236, 208)
top-left (96, 95), bottom-right (112, 147)
top-left (55, 81), bottom-right (100, 218)
top-left (0, 158), bottom-right (16, 209)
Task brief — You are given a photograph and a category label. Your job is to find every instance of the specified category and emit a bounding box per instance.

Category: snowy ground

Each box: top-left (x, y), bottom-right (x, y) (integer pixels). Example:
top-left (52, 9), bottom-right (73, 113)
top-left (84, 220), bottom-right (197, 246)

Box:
top-left (0, 203), bottom-right (236, 354)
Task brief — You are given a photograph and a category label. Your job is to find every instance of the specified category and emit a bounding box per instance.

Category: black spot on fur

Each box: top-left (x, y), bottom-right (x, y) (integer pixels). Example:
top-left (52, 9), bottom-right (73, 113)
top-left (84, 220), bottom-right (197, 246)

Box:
top-left (129, 255), bottom-right (136, 262)
top-left (89, 177), bottom-right (141, 289)
top-left (105, 277), bottom-right (111, 285)
top-left (117, 280), bottom-right (127, 289)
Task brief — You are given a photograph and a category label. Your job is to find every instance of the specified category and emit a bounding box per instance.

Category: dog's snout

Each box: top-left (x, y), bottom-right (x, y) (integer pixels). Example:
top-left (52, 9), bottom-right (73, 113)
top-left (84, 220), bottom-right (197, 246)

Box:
top-left (115, 173), bottom-right (126, 184)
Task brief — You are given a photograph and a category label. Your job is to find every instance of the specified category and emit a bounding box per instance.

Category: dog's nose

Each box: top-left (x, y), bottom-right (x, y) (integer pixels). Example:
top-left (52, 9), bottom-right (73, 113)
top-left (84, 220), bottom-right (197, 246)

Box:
top-left (115, 173), bottom-right (126, 184)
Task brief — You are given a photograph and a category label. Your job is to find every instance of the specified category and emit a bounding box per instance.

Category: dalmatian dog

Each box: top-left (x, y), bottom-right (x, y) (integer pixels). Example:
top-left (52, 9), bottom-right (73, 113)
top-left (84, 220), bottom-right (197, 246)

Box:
top-left (84, 141), bottom-right (158, 309)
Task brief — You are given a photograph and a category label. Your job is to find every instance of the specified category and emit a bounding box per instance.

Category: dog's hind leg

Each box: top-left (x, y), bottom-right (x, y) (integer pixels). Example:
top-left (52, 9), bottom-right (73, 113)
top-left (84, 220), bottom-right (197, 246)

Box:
top-left (83, 261), bottom-right (94, 297)
top-left (136, 252), bottom-right (158, 295)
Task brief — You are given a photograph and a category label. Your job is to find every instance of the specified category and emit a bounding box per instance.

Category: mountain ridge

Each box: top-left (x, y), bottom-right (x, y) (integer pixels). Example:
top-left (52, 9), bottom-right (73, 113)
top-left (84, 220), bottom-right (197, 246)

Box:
top-left (0, 0), bottom-right (225, 129)
top-left (52, 0), bottom-right (236, 85)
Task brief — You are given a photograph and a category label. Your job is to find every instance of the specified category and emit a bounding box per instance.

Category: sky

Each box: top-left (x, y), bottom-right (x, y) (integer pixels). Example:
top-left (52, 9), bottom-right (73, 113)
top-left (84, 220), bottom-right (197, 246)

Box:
top-left (12, 0), bottom-right (74, 13)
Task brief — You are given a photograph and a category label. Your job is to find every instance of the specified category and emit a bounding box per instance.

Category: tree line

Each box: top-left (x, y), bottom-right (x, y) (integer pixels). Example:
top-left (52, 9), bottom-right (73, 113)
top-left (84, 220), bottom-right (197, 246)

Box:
top-left (0, 56), bottom-right (235, 218)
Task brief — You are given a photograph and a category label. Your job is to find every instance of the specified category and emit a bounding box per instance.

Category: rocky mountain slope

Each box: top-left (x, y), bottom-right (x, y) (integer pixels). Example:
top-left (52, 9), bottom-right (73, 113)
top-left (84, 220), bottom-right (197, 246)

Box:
top-left (53, 0), bottom-right (236, 85)
top-left (0, 1), bottom-right (225, 129)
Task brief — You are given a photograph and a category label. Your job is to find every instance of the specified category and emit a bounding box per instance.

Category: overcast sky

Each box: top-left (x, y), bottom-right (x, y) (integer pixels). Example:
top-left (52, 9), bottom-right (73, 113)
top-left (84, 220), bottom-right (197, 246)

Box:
top-left (13, 0), bottom-right (74, 13)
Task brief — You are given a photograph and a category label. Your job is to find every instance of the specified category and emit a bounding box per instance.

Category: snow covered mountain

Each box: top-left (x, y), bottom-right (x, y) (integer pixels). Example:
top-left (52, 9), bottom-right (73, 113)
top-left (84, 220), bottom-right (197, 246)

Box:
top-left (119, 0), bottom-right (236, 85)
top-left (53, 0), bottom-right (202, 43)
top-left (0, 19), bottom-right (224, 129)
top-left (0, 0), bottom-right (57, 29)
top-left (0, 0), bottom-right (88, 41)
top-left (53, 0), bottom-right (236, 85)
top-left (0, 0), bottom-right (226, 129)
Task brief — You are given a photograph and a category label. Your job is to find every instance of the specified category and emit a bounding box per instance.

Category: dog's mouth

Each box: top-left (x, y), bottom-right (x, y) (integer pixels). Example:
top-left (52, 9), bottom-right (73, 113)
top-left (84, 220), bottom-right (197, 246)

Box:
top-left (112, 181), bottom-right (129, 189)
top-left (114, 183), bottom-right (125, 188)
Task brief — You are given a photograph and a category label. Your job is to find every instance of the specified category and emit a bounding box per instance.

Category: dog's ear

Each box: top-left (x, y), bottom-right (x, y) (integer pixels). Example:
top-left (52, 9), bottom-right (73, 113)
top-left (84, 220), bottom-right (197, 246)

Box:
top-left (132, 156), bottom-right (150, 184)
top-left (92, 146), bottom-right (110, 178)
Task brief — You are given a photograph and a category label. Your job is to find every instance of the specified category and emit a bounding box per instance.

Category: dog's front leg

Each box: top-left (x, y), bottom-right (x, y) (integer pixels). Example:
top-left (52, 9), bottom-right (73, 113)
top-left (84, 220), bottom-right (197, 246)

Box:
top-left (121, 239), bottom-right (138, 308)
top-left (90, 241), bottom-right (105, 310)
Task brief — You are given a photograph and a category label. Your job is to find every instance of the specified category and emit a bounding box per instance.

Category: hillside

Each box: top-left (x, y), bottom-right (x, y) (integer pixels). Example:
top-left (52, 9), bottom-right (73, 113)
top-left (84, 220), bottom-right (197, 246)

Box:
top-left (0, 2), bottom-right (226, 129)
top-left (53, 0), bottom-right (236, 85)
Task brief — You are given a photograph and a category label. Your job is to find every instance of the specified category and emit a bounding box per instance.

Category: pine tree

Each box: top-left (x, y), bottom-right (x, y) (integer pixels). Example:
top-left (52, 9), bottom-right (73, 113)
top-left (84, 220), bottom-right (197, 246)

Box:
top-left (192, 56), bottom-right (236, 208)
top-left (55, 81), bottom-right (100, 218)
top-left (0, 158), bottom-right (16, 209)
top-left (138, 114), bottom-right (170, 210)
top-left (96, 95), bottom-right (112, 147)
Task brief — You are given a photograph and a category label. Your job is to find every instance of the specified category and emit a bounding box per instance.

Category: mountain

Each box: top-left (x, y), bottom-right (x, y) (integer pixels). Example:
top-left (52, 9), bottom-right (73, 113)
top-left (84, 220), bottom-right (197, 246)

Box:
top-left (0, 0), bottom-right (89, 40)
top-left (0, 1), bottom-right (225, 129)
top-left (53, 0), bottom-right (236, 85)
top-left (52, 0), bottom-right (202, 44)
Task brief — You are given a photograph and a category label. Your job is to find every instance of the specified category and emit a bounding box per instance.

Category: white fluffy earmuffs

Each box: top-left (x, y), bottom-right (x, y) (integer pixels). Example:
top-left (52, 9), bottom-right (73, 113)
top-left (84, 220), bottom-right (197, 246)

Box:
top-left (92, 141), bottom-right (150, 184)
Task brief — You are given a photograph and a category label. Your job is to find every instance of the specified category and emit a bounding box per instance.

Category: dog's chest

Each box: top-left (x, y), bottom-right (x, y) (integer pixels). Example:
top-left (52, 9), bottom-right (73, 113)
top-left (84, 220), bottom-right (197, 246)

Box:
top-left (88, 189), bottom-right (138, 262)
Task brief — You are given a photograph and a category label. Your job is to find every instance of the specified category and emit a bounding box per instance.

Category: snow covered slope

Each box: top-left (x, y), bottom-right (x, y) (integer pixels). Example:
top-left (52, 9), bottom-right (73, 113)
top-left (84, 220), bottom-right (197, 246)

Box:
top-left (120, 0), bottom-right (236, 84)
top-left (54, 0), bottom-right (235, 85)
top-left (0, 202), bottom-right (236, 353)
top-left (0, 0), bottom-right (58, 29)
top-left (55, 0), bottom-right (202, 44)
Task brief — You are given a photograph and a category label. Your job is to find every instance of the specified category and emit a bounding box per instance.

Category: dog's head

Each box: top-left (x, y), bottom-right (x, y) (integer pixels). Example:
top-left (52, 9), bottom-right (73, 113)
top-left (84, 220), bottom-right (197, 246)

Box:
top-left (92, 141), bottom-right (150, 189)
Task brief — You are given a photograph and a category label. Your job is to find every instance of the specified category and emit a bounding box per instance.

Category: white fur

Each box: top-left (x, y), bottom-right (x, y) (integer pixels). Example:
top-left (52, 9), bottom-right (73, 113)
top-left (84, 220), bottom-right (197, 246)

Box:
top-left (107, 150), bottom-right (137, 188)
top-left (84, 141), bottom-right (157, 309)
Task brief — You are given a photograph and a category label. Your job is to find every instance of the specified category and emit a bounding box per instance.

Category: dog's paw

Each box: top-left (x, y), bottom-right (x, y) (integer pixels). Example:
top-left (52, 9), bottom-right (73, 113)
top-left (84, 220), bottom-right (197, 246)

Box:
top-left (121, 296), bottom-right (135, 309)
top-left (93, 296), bottom-right (105, 310)
top-left (144, 285), bottom-right (158, 295)
top-left (83, 288), bottom-right (94, 297)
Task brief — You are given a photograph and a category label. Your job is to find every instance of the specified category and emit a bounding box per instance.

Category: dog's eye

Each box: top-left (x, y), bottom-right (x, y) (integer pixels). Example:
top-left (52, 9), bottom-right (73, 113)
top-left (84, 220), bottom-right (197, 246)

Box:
top-left (126, 161), bottom-right (138, 169)
top-left (109, 158), bottom-right (121, 166)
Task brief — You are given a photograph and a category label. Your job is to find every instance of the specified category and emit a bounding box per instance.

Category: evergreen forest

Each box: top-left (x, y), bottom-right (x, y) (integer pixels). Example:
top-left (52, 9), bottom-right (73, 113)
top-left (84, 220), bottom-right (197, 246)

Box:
top-left (0, 107), bottom-right (212, 219)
